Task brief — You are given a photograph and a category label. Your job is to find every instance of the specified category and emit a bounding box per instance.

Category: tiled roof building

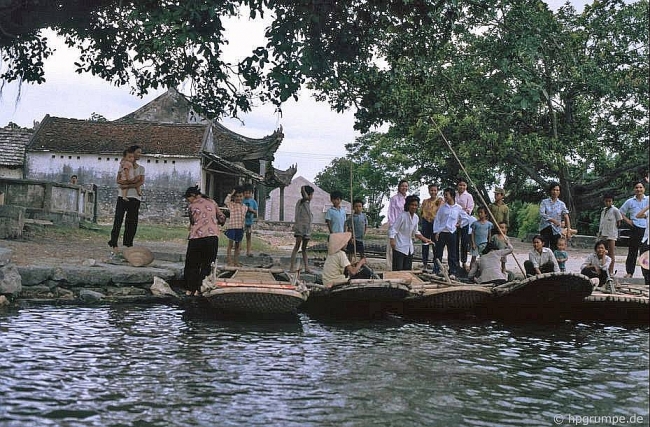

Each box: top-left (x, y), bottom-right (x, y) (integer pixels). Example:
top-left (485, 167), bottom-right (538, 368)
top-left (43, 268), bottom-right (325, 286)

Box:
top-left (0, 126), bottom-right (31, 178)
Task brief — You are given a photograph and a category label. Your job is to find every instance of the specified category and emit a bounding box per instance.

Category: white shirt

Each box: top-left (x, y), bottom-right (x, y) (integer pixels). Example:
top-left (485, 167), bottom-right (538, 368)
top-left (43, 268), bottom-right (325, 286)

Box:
top-left (389, 211), bottom-right (422, 255)
top-left (620, 195), bottom-right (649, 228)
top-left (598, 206), bottom-right (622, 240)
top-left (433, 202), bottom-right (462, 234)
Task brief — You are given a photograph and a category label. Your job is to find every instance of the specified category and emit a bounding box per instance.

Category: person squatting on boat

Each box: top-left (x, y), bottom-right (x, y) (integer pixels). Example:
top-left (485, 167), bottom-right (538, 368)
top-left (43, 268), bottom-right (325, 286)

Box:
top-left (524, 234), bottom-right (560, 276)
top-left (468, 240), bottom-right (514, 285)
top-left (183, 186), bottom-right (226, 296)
top-left (389, 195), bottom-right (433, 271)
top-left (580, 240), bottom-right (612, 287)
top-left (322, 232), bottom-right (373, 286)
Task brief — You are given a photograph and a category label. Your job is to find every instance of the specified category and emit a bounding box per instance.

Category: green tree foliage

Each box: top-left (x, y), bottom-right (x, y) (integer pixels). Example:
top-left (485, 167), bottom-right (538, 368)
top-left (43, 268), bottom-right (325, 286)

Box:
top-left (311, 0), bottom-right (648, 233)
top-left (88, 112), bottom-right (107, 122)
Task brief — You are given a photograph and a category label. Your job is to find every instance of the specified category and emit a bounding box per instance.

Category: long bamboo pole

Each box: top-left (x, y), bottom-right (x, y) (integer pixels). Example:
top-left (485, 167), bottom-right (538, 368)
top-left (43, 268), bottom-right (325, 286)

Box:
top-left (429, 117), bottom-right (525, 276)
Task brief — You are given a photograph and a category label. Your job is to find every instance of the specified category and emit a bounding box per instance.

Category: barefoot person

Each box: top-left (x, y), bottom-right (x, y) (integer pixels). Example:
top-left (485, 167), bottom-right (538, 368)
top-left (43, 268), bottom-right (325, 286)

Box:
top-left (290, 185), bottom-right (314, 273)
top-left (183, 186), bottom-right (226, 296)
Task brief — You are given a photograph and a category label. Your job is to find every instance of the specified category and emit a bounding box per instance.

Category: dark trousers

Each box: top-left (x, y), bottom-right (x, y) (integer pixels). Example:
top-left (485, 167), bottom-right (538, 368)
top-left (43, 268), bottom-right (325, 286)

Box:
top-left (108, 197), bottom-right (141, 248)
top-left (581, 266), bottom-right (610, 285)
top-left (524, 260), bottom-right (556, 276)
top-left (346, 240), bottom-right (365, 258)
top-left (436, 231), bottom-right (459, 275)
top-left (625, 225), bottom-right (645, 276)
top-left (421, 219), bottom-right (434, 266)
top-left (540, 226), bottom-right (560, 251)
top-left (458, 224), bottom-right (470, 264)
top-left (184, 236), bottom-right (219, 293)
top-left (392, 250), bottom-right (413, 271)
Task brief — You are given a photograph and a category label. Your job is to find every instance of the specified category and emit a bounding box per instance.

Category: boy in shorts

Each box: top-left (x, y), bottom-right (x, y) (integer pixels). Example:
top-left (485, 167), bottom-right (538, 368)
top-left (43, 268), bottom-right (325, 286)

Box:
top-left (242, 184), bottom-right (258, 257)
top-left (224, 186), bottom-right (249, 266)
top-left (597, 193), bottom-right (622, 275)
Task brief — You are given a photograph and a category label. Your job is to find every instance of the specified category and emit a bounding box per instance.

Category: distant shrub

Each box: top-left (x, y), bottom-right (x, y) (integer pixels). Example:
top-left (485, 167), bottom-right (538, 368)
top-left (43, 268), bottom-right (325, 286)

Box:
top-left (515, 202), bottom-right (540, 239)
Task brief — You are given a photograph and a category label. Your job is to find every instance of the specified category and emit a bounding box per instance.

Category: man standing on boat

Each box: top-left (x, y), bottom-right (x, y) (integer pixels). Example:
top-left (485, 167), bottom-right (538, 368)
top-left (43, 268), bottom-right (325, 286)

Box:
top-left (386, 179), bottom-right (409, 271)
top-left (433, 187), bottom-right (463, 278)
top-left (619, 181), bottom-right (649, 279)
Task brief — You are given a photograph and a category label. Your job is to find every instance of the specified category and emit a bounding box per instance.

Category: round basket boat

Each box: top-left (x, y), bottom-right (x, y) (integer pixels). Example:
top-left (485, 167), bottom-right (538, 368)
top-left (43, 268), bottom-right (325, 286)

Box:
top-left (403, 285), bottom-right (494, 317)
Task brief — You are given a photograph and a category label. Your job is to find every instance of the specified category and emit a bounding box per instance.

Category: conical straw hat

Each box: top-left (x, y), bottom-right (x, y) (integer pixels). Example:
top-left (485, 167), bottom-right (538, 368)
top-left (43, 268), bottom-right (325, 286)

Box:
top-left (638, 250), bottom-right (649, 270)
top-left (328, 232), bottom-right (351, 255)
top-left (122, 246), bottom-right (154, 267)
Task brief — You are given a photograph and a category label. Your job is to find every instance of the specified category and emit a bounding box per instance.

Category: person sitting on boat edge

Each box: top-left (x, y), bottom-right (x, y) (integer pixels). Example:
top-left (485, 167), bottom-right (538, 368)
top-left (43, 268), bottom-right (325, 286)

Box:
top-left (322, 232), bottom-right (373, 286)
top-left (468, 241), bottom-right (514, 285)
top-left (524, 234), bottom-right (560, 277)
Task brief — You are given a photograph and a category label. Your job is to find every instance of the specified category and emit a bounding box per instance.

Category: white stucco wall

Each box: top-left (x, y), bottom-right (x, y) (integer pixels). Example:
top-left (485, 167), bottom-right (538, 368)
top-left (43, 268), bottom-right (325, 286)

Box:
top-left (0, 167), bottom-right (22, 179)
top-left (265, 176), bottom-right (351, 224)
top-left (25, 152), bottom-right (200, 189)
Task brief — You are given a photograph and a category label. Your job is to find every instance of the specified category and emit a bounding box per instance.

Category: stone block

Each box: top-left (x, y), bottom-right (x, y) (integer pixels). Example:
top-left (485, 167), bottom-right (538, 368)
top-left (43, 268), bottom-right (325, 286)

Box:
top-left (0, 264), bottom-right (22, 295)
top-left (0, 205), bottom-right (26, 239)
top-left (0, 247), bottom-right (12, 267)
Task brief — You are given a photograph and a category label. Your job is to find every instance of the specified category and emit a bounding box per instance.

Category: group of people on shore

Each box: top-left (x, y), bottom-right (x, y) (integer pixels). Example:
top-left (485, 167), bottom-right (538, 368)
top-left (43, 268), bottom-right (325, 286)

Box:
top-left (354, 177), bottom-right (648, 287)
top-left (523, 181), bottom-right (649, 287)
top-left (107, 152), bottom-right (648, 292)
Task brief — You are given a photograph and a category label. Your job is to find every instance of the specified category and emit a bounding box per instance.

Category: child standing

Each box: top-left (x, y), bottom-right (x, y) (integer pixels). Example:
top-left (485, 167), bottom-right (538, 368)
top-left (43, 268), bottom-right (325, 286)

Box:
top-left (488, 187), bottom-right (509, 228)
top-left (491, 221), bottom-right (510, 273)
top-left (224, 186), bottom-right (248, 266)
top-left (346, 199), bottom-right (368, 259)
top-left (554, 237), bottom-right (569, 272)
top-left (469, 206), bottom-right (493, 277)
top-left (597, 193), bottom-right (622, 276)
top-left (325, 190), bottom-right (347, 234)
top-left (290, 185), bottom-right (314, 273)
top-left (118, 150), bottom-right (142, 200)
top-left (242, 184), bottom-right (258, 257)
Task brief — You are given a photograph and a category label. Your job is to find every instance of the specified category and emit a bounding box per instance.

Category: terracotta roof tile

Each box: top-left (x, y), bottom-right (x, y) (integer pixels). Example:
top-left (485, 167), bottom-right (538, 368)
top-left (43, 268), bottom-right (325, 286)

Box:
top-left (28, 116), bottom-right (207, 156)
top-left (0, 127), bottom-right (31, 166)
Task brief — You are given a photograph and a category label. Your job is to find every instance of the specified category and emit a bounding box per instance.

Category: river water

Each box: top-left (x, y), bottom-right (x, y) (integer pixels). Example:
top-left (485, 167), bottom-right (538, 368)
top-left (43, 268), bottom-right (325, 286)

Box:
top-left (0, 306), bottom-right (647, 427)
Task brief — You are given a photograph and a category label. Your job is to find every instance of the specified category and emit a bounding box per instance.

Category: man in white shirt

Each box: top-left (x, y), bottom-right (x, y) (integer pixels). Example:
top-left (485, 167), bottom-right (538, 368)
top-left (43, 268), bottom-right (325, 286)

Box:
top-left (619, 181), bottom-right (649, 278)
top-left (433, 188), bottom-right (462, 276)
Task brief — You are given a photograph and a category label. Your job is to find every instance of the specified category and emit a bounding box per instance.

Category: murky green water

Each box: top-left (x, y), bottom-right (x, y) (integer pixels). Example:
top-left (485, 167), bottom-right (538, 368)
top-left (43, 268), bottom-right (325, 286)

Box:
top-left (0, 306), bottom-right (647, 427)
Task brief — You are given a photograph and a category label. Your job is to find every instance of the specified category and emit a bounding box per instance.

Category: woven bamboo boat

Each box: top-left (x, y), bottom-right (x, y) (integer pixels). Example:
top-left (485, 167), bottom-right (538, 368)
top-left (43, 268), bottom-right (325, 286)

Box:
top-left (200, 267), bottom-right (309, 317)
top-left (301, 273), bottom-right (412, 317)
top-left (483, 272), bottom-right (594, 321)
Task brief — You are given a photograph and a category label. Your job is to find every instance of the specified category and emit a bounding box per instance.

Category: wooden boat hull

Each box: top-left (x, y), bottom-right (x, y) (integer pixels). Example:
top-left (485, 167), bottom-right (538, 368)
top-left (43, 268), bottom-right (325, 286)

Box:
top-left (482, 272), bottom-right (594, 321)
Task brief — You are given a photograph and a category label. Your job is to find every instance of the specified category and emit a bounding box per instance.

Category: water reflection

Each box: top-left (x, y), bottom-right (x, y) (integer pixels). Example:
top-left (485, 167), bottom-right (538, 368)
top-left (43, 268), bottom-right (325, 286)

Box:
top-left (0, 306), bottom-right (647, 427)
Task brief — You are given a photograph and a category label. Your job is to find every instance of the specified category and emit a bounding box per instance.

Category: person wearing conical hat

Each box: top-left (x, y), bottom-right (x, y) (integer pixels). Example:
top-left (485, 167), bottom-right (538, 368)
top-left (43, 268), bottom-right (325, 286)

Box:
top-left (322, 232), bottom-right (369, 286)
